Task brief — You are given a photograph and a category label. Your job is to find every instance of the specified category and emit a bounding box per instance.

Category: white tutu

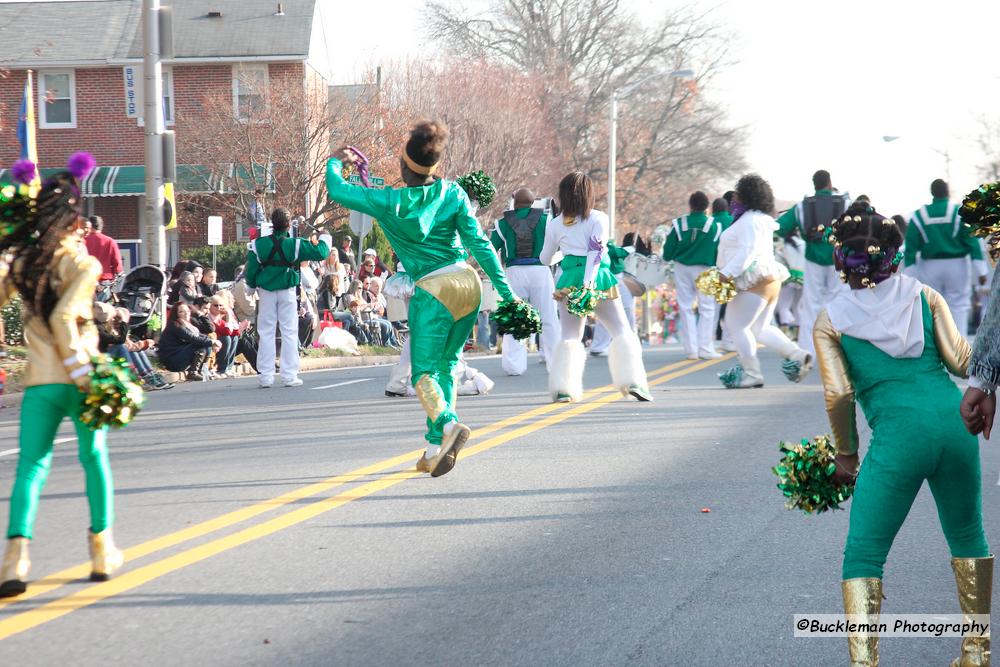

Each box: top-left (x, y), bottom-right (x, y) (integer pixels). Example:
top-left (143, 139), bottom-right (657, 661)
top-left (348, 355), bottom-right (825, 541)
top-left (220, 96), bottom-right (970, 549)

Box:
top-left (733, 257), bottom-right (790, 290)
top-left (383, 272), bottom-right (416, 299)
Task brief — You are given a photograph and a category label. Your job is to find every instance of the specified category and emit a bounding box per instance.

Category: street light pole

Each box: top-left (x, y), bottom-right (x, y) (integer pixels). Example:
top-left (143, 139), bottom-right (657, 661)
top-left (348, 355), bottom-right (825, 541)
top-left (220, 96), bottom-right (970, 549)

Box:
top-left (608, 91), bottom-right (619, 239)
top-left (142, 0), bottom-right (166, 268)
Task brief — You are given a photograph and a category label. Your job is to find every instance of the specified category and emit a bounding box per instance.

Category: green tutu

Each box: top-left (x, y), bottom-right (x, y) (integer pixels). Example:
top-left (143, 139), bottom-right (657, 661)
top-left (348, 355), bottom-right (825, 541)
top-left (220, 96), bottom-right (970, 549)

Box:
top-left (556, 254), bottom-right (619, 292)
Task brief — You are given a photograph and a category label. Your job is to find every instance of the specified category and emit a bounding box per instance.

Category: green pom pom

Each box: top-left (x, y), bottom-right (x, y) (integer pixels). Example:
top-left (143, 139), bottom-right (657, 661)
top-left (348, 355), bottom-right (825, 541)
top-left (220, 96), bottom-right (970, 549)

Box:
top-left (456, 171), bottom-right (497, 208)
top-left (490, 299), bottom-right (542, 340)
top-left (960, 182), bottom-right (1000, 236)
top-left (565, 286), bottom-right (602, 318)
top-left (772, 434), bottom-right (854, 514)
top-left (80, 355), bottom-right (146, 430)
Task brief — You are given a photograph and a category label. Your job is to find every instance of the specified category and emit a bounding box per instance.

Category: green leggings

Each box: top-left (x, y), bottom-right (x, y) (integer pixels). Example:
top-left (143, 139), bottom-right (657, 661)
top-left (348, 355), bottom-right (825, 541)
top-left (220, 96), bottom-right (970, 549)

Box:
top-left (409, 283), bottom-right (480, 445)
top-left (6, 384), bottom-right (114, 540)
top-left (843, 421), bottom-right (989, 579)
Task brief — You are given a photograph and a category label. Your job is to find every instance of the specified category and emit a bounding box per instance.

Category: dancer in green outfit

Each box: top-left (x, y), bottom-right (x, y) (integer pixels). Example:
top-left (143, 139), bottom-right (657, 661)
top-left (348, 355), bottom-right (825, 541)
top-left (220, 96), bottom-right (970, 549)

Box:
top-left (813, 201), bottom-right (991, 667)
top-left (1, 153), bottom-right (125, 597)
top-left (326, 121), bottom-right (517, 477)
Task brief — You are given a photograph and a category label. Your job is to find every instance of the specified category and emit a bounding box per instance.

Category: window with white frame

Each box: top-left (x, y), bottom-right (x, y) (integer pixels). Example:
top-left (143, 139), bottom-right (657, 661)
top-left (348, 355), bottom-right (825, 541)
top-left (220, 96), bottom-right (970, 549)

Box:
top-left (39, 70), bottom-right (76, 128)
top-left (232, 65), bottom-right (268, 120)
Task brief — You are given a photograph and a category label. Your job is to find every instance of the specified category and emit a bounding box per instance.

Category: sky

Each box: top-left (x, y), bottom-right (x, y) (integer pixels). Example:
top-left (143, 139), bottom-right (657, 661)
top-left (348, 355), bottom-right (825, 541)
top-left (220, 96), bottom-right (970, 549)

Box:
top-left (326, 0), bottom-right (1000, 216)
top-left (14, 0), bottom-right (998, 216)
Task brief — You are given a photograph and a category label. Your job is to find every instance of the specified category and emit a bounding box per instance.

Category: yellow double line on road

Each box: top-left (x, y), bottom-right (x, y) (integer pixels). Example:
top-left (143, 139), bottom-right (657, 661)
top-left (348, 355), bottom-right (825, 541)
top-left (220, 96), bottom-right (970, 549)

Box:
top-left (0, 354), bottom-right (730, 640)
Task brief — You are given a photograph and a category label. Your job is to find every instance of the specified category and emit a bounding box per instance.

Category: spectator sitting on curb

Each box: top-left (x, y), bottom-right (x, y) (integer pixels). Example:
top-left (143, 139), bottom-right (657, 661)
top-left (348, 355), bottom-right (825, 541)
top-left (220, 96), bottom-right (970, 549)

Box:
top-left (158, 303), bottom-right (220, 381)
top-left (357, 249), bottom-right (391, 281)
top-left (168, 270), bottom-right (199, 306)
top-left (362, 276), bottom-right (399, 347)
top-left (94, 302), bottom-right (172, 390)
top-left (231, 264), bottom-right (258, 323)
top-left (200, 269), bottom-right (220, 297)
top-left (209, 295), bottom-right (241, 377)
top-left (316, 273), bottom-right (361, 340)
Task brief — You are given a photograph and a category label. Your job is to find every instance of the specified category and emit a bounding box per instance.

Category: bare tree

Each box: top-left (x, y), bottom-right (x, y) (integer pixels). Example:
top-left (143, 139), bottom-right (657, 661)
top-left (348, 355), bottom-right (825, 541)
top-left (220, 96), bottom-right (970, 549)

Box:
top-left (974, 115), bottom-right (1000, 182)
top-left (426, 0), bottom-right (747, 230)
top-left (179, 72), bottom-right (373, 229)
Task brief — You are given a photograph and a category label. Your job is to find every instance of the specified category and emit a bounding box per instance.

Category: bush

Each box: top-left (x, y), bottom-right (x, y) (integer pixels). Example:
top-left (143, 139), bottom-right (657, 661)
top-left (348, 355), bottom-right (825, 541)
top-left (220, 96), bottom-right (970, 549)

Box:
top-left (1, 294), bottom-right (24, 346)
top-left (362, 221), bottom-right (393, 266)
top-left (182, 243), bottom-right (248, 282)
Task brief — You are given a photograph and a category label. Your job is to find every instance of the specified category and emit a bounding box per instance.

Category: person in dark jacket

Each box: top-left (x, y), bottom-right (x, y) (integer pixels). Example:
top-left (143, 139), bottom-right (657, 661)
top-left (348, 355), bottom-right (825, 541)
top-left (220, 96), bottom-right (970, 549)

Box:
top-left (94, 303), bottom-right (172, 390)
top-left (158, 303), bottom-right (219, 380)
top-left (168, 271), bottom-right (199, 306)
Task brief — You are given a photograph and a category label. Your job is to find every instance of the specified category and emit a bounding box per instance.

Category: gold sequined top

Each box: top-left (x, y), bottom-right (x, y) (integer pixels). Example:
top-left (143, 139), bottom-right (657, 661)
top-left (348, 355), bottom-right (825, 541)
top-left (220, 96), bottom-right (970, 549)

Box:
top-left (0, 237), bottom-right (101, 388)
top-left (813, 286), bottom-right (970, 455)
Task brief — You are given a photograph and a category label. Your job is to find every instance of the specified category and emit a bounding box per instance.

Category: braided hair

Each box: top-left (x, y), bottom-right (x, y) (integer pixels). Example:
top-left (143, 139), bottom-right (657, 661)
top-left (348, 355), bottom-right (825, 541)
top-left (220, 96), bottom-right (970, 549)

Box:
top-left (827, 200), bottom-right (904, 288)
top-left (0, 154), bottom-right (93, 321)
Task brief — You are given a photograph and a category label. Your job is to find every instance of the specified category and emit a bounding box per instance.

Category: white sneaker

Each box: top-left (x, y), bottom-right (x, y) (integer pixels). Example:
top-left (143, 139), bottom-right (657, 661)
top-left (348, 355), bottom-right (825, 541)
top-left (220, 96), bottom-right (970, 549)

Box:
top-left (259, 378), bottom-right (274, 389)
top-left (699, 351), bottom-right (723, 359)
top-left (685, 353), bottom-right (699, 361)
top-left (283, 378), bottom-right (304, 387)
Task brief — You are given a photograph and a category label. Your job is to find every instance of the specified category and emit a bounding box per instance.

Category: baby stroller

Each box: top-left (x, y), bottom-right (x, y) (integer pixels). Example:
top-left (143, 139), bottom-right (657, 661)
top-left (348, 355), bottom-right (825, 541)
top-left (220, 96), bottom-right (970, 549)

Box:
top-left (115, 265), bottom-right (168, 338)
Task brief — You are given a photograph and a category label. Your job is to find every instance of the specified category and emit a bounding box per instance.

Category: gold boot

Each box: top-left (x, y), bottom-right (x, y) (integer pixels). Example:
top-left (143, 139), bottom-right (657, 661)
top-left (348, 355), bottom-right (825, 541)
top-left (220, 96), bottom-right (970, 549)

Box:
top-left (842, 578), bottom-right (882, 667)
top-left (88, 529), bottom-right (124, 582)
top-left (0, 537), bottom-right (30, 597)
top-left (951, 555), bottom-right (993, 667)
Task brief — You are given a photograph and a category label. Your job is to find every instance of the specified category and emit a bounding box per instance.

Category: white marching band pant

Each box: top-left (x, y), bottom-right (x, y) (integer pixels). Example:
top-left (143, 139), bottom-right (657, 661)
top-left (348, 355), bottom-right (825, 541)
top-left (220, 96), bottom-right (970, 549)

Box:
top-left (256, 286), bottom-right (301, 383)
top-left (501, 265), bottom-right (560, 375)
top-left (672, 263), bottom-right (717, 357)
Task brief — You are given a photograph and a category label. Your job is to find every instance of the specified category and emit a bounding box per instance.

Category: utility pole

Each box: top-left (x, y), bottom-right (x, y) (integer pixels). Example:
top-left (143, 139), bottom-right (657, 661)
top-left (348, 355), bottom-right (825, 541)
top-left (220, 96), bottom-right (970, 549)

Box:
top-left (142, 0), bottom-right (168, 268)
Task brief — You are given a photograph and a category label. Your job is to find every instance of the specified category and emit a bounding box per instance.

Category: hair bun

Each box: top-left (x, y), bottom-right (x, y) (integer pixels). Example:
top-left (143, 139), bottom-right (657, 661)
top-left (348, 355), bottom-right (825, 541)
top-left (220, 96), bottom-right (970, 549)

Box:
top-left (406, 119), bottom-right (449, 166)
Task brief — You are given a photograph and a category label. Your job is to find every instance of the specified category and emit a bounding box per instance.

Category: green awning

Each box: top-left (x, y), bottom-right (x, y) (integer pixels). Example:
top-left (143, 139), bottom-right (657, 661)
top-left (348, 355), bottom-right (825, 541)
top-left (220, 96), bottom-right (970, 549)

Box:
top-left (0, 165), bottom-right (224, 196)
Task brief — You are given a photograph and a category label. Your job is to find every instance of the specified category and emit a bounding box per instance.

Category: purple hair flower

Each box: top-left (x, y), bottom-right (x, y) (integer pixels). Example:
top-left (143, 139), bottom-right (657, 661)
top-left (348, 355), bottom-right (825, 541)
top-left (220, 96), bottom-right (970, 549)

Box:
top-left (67, 151), bottom-right (96, 180)
top-left (10, 159), bottom-right (37, 185)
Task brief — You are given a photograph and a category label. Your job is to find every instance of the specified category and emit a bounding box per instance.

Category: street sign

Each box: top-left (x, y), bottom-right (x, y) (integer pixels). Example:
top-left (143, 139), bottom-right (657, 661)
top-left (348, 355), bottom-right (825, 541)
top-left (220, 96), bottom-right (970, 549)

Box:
top-left (347, 174), bottom-right (385, 188)
top-left (207, 216), bottom-right (223, 246)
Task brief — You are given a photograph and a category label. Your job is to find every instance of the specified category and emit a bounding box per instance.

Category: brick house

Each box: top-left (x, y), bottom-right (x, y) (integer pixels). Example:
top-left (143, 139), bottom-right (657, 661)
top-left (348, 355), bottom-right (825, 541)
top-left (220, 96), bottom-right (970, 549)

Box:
top-left (0, 0), bottom-right (332, 268)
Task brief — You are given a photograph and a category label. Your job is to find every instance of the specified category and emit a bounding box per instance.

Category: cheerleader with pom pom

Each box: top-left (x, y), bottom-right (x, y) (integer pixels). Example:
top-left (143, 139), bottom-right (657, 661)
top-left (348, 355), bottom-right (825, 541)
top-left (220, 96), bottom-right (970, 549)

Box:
top-left (814, 201), bottom-right (990, 667)
top-left (539, 172), bottom-right (651, 403)
top-left (327, 120), bottom-right (522, 478)
top-left (0, 154), bottom-right (128, 597)
top-left (715, 174), bottom-right (812, 389)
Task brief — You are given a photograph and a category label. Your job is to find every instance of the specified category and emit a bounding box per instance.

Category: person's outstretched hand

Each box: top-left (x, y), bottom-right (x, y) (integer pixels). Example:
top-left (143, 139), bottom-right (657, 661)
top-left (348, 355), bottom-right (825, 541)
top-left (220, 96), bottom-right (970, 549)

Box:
top-left (960, 387), bottom-right (996, 440)
top-left (333, 146), bottom-right (358, 166)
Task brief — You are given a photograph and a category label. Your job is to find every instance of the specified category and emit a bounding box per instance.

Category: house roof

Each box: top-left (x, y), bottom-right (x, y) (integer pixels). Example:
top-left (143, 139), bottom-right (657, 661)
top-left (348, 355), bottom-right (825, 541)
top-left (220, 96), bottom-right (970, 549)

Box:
top-left (0, 0), bottom-right (317, 66)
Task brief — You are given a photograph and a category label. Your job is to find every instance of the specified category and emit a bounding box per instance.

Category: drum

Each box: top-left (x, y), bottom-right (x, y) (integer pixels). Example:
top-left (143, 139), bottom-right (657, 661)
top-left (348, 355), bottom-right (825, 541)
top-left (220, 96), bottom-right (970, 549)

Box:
top-left (630, 254), bottom-right (671, 288)
top-left (620, 272), bottom-right (646, 297)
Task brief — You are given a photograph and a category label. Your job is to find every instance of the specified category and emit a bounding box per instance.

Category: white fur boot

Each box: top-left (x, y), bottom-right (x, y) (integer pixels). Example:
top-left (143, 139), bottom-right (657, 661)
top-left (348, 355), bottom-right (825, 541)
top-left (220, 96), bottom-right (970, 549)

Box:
top-left (548, 340), bottom-right (586, 402)
top-left (608, 333), bottom-right (652, 401)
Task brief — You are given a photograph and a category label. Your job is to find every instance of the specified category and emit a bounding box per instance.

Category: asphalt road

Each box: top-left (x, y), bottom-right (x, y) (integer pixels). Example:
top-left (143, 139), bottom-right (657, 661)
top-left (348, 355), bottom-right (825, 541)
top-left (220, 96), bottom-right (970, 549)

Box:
top-left (0, 345), bottom-right (996, 666)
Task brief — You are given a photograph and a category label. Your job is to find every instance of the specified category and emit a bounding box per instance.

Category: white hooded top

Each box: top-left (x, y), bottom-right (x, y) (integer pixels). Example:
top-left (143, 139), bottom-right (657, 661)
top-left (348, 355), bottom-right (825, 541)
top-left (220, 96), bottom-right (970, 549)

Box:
top-left (716, 209), bottom-right (789, 289)
top-left (826, 273), bottom-right (925, 358)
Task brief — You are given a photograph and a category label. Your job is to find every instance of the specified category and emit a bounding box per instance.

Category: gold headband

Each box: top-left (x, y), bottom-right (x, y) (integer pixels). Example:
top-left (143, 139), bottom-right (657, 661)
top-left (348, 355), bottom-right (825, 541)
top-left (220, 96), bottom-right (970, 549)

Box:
top-left (401, 150), bottom-right (439, 176)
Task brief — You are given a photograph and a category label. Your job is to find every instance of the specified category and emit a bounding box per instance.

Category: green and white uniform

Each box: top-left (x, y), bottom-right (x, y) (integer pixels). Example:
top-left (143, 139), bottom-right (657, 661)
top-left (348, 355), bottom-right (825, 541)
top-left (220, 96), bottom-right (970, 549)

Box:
top-left (905, 197), bottom-right (988, 335)
top-left (662, 212), bottom-right (723, 358)
top-left (246, 231), bottom-right (330, 385)
top-left (490, 207), bottom-right (559, 375)
top-left (539, 210), bottom-right (650, 402)
top-left (776, 189), bottom-right (851, 355)
top-left (326, 158), bottom-right (514, 445)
